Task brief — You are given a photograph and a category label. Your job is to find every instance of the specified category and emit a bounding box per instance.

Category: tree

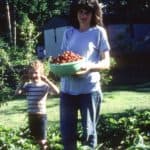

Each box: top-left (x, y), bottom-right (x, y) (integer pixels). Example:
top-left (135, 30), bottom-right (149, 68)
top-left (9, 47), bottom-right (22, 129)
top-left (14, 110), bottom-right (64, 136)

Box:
top-left (5, 0), bottom-right (13, 44)
top-left (10, 0), bottom-right (70, 28)
top-left (101, 0), bottom-right (150, 24)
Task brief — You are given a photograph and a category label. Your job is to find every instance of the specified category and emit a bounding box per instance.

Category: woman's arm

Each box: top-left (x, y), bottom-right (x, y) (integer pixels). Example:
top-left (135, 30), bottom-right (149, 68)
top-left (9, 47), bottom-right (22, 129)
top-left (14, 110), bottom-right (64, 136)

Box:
top-left (90, 50), bottom-right (110, 71)
top-left (76, 50), bottom-right (110, 75)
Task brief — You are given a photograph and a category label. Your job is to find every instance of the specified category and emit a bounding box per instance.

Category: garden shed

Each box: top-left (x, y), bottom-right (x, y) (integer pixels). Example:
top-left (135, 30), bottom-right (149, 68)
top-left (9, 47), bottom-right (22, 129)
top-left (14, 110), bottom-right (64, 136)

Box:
top-left (107, 23), bottom-right (150, 85)
top-left (43, 15), bottom-right (69, 57)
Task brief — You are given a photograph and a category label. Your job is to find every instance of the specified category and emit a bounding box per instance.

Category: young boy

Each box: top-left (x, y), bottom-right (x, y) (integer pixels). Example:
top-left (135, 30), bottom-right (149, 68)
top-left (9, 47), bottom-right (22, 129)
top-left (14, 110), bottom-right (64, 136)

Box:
top-left (15, 60), bottom-right (59, 150)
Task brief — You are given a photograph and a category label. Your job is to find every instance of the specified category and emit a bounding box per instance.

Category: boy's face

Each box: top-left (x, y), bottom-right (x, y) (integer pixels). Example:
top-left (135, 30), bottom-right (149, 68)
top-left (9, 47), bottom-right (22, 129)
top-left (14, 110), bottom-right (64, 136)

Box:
top-left (30, 68), bottom-right (41, 81)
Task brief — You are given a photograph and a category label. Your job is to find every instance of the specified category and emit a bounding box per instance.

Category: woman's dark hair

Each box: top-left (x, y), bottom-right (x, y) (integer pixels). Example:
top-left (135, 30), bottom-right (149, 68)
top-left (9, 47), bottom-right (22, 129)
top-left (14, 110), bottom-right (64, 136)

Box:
top-left (69, 0), bottom-right (103, 28)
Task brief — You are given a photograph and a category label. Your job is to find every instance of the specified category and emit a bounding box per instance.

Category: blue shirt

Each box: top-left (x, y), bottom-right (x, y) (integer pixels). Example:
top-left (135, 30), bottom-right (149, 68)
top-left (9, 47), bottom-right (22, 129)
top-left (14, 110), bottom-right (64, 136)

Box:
top-left (23, 82), bottom-right (50, 114)
top-left (60, 26), bottom-right (110, 95)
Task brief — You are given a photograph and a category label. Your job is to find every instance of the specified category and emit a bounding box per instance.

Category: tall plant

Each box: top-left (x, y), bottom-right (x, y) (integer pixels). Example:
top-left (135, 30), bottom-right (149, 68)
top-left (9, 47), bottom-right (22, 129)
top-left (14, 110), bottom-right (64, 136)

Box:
top-left (17, 12), bottom-right (38, 61)
top-left (11, 0), bottom-right (71, 27)
top-left (0, 40), bottom-right (13, 102)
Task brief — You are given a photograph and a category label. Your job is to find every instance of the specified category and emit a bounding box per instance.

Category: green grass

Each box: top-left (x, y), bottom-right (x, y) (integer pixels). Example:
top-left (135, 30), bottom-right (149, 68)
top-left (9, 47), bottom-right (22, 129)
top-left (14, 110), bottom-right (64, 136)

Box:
top-left (101, 91), bottom-right (150, 113)
top-left (0, 90), bottom-right (150, 128)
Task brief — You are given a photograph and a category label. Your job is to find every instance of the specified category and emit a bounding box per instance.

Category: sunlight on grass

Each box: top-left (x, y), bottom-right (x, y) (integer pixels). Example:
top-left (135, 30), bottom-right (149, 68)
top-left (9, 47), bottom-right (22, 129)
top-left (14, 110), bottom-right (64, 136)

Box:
top-left (0, 97), bottom-right (60, 128)
top-left (0, 91), bottom-right (150, 128)
top-left (101, 91), bottom-right (150, 114)
top-left (0, 100), bottom-right (28, 128)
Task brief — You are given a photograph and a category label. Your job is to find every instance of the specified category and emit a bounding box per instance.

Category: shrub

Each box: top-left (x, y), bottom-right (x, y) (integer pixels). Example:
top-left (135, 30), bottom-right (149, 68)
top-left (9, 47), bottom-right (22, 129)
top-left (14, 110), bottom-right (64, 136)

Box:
top-left (0, 125), bottom-right (39, 150)
top-left (97, 109), bottom-right (150, 149)
top-left (0, 109), bottom-right (149, 149)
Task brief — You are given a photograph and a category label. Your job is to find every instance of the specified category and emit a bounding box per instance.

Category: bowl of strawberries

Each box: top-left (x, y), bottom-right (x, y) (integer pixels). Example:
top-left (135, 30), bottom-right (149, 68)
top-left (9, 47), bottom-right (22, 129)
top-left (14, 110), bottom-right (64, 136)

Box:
top-left (49, 51), bottom-right (84, 76)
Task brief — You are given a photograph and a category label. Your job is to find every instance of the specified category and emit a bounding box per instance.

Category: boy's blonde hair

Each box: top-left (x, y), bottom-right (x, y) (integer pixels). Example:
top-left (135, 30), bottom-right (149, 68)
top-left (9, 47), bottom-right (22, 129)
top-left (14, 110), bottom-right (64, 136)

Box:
top-left (21, 60), bottom-right (45, 82)
top-left (29, 60), bottom-right (44, 75)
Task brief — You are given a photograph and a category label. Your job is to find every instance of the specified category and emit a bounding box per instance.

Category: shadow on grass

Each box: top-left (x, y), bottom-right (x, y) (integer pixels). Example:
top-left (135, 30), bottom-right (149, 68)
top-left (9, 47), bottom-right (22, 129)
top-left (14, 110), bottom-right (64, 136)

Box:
top-left (106, 81), bottom-right (150, 93)
top-left (1, 104), bottom-right (27, 115)
top-left (1, 95), bottom-right (60, 115)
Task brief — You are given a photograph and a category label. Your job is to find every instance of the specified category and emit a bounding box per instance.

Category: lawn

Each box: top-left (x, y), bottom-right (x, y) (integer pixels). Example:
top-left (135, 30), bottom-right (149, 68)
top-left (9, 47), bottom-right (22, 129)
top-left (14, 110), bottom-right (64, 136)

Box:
top-left (0, 89), bottom-right (150, 129)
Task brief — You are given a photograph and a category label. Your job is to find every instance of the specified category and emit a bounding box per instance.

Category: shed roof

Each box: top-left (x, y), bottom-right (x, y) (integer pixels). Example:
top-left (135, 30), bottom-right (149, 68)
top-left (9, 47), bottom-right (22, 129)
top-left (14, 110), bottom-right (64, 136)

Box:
top-left (42, 15), bottom-right (70, 31)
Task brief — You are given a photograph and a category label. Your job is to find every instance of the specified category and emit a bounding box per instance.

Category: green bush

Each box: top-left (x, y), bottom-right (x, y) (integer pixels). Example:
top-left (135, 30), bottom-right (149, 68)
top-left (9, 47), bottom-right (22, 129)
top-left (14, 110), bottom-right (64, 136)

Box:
top-left (101, 57), bottom-right (116, 88)
top-left (0, 41), bottom-right (13, 102)
top-left (0, 14), bottom-right (38, 101)
top-left (0, 126), bottom-right (39, 150)
top-left (0, 109), bottom-right (149, 149)
top-left (97, 109), bottom-right (150, 149)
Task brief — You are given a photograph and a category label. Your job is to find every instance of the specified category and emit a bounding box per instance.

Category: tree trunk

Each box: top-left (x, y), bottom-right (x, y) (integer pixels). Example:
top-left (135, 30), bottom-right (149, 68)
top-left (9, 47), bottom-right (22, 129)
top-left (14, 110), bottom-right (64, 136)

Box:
top-left (5, 0), bottom-right (13, 45)
top-left (12, 5), bottom-right (16, 48)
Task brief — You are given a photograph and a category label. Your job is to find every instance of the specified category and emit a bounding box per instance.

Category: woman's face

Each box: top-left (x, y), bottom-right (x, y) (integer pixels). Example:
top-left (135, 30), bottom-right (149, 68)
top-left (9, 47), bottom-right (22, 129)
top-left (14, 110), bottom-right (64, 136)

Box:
top-left (77, 8), bottom-right (92, 27)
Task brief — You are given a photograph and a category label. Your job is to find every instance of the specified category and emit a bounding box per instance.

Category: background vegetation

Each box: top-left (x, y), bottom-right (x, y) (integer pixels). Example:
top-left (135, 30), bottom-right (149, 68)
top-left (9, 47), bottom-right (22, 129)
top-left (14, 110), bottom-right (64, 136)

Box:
top-left (1, 91), bottom-right (150, 149)
top-left (0, 0), bottom-right (150, 149)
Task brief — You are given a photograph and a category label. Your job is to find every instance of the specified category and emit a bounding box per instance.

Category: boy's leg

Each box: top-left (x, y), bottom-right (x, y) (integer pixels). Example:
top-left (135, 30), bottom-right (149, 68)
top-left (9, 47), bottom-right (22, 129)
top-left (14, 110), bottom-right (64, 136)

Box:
top-left (60, 93), bottom-right (78, 150)
top-left (28, 114), bottom-right (48, 149)
top-left (79, 92), bottom-right (101, 148)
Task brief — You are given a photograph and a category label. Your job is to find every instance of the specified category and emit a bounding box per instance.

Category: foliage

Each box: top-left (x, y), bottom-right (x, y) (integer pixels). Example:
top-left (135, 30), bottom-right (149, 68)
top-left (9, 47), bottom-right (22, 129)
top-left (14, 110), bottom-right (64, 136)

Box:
top-left (11, 0), bottom-right (71, 27)
top-left (97, 109), bottom-right (150, 149)
top-left (47, 124), bottom-right (63, 150)
top-left (0, 11), bottom-right (38, 101)
top-left (101, 57), bottom-right (116, 88)
top-left (102, 0), bottom-right (150, 16)
top-left (0, 126), bottom-right (39, 150)
top-left (127, 134), bottom-right (150, 150)
top-left (0, 40), bottom-right (13, 102)
top-left (0, 109), bottom-right (149, 149)
top-left (17, 12), bottom-right (38, 60)
top-left (0, 36), bottom-right (37, 102)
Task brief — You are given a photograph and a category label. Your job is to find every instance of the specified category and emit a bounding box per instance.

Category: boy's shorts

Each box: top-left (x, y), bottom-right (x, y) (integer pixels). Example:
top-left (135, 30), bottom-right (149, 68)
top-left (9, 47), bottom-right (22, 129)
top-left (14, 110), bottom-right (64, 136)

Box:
top-left (28, 114), bottom-right (47, 140)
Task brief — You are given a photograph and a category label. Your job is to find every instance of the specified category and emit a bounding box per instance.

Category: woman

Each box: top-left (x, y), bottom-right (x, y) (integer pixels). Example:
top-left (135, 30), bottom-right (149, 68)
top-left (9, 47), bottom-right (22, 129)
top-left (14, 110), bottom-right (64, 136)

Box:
top-left (60, 0), bottom-right (110, 149)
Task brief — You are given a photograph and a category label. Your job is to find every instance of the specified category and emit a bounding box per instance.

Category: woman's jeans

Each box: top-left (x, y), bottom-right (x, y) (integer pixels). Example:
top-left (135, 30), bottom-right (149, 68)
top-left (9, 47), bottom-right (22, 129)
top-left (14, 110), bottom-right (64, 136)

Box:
top-left (60, 91), bottom-right (101, 150)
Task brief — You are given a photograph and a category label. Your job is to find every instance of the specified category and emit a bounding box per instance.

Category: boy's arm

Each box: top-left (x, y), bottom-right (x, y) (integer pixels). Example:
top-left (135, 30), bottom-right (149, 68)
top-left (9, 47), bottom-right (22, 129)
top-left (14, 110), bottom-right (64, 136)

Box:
top-left (41, 75), bottom-right (60, 94)
top-left (15, 82), bottom-right (25, 95)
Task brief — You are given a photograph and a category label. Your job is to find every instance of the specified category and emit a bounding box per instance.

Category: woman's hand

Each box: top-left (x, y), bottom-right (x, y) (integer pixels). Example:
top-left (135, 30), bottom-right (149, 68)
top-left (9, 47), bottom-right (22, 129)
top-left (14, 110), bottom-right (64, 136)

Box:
top-left (75, 51), bottom-right (110, 76)
top-left (74, 66), bottom-right (91, 76)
